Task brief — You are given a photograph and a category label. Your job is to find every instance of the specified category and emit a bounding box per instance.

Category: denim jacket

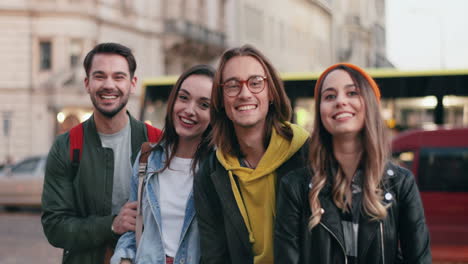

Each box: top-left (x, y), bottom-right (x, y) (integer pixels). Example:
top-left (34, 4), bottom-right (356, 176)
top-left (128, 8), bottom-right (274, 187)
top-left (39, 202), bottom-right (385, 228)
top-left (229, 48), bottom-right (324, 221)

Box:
top-left (111, 144), bottom-right (200, 264)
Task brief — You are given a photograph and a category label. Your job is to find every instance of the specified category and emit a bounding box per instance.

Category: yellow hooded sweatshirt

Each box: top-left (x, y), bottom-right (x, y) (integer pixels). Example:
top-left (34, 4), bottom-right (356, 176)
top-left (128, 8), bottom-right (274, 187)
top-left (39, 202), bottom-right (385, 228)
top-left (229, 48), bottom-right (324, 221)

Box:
top-left (216, 123), bottom-right (309, 264)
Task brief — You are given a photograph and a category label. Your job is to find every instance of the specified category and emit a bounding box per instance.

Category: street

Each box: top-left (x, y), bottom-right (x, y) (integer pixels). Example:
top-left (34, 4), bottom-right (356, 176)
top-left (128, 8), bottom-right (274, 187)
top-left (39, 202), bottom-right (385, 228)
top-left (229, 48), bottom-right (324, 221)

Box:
top-left (0, 208), bottom-right (466, 264)
top-left (0, 208), bottom-right (61, 264)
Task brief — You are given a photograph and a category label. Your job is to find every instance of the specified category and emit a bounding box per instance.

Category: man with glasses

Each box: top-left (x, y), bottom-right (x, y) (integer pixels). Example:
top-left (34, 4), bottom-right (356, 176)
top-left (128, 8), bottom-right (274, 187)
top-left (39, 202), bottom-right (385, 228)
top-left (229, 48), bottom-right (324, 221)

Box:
top-left (194, 44), bottom-right (309, 264)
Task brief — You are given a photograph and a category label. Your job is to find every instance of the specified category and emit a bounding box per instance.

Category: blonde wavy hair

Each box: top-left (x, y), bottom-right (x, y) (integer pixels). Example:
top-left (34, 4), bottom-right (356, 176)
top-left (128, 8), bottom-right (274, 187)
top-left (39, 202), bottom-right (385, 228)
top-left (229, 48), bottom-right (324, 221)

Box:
top-left (308, 65), bottom-right (390, 229)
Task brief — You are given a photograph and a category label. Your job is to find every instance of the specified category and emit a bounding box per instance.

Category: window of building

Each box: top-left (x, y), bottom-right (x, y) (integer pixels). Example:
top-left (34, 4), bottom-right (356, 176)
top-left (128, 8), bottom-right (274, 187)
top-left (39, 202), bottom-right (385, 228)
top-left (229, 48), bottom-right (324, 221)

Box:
top-left (70, 39), bottom-right (82, 68)
top-left (418, 147), bottom-right (468, 192)
top-left (39, 41), bottom-right (52, 70)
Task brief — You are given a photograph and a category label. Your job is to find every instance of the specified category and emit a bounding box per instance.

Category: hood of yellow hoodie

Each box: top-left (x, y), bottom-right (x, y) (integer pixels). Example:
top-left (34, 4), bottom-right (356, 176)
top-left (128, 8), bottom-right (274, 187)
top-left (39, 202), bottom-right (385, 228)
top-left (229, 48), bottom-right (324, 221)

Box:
top-left (216, 122), bottom-right (309, 182)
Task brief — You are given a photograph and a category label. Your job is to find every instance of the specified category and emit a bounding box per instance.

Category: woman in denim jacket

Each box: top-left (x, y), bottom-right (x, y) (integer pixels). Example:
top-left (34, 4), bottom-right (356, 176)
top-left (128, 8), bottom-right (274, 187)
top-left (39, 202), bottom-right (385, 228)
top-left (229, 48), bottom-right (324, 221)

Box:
top-left (112, 65), bottom-right (215, 264)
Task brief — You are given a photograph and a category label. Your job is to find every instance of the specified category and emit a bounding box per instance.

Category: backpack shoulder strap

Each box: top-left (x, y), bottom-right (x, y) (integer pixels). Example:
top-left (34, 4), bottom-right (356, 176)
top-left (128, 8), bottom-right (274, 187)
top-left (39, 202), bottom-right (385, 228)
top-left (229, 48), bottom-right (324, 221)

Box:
top-left (145, 123), bottom-right (162, 143)
top-left (69, 123), bottom-right (84, 169)
top-left (135, 141), bottom-right (157, 247)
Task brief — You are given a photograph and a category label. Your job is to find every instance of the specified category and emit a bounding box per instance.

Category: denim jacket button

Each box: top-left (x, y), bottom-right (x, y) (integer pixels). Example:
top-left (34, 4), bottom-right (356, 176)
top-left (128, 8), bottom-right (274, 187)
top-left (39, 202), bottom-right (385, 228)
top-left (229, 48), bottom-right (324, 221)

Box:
top-left (387, 169), bottom-right (394, 176)
top-left (180, 258), bottom-right (185, 264)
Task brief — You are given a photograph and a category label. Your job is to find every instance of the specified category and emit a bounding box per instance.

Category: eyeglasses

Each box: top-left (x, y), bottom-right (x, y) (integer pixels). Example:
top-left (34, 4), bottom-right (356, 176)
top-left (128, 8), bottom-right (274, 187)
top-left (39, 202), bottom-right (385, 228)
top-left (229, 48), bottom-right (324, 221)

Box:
top-left (221, 75), bottom-right (267, 97)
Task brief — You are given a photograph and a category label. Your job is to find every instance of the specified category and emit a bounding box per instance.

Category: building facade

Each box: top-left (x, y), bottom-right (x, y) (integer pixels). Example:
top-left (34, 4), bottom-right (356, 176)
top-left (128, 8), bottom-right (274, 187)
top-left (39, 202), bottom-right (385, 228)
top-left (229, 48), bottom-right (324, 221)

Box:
top-left (0, 0), bottom-right (166, 162)
top-left (333, 0), bottom-right (392, 67)
top-left (162, 0), bottom-right (227, 74)
top-left (0, 0), bottom-right (390, 162)
top-left (225, 0), bottom-right (334, 72)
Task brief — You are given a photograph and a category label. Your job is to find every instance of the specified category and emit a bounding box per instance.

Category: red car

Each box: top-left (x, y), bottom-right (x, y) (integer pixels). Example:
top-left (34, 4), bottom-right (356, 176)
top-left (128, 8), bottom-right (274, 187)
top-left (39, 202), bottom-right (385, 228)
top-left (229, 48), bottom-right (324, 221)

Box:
top-left (392, 127), bottom-right (468, 263)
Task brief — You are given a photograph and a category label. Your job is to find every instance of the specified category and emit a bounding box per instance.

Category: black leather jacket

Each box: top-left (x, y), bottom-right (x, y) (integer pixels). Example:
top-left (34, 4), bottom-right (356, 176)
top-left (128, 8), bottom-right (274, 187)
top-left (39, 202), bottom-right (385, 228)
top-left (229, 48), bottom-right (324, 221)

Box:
top-left (194, 144), bottom-right (308, 264)
top-left (274, 163), bottom-right (432, 264)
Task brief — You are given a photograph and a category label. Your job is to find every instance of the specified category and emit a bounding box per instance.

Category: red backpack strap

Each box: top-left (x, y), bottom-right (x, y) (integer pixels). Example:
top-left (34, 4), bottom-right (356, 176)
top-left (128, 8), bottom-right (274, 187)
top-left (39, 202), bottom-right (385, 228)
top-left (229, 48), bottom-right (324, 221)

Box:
top-left (69, 123), bottom-right (84, 165)
top-left (145, 123), bottom-right (162, 143)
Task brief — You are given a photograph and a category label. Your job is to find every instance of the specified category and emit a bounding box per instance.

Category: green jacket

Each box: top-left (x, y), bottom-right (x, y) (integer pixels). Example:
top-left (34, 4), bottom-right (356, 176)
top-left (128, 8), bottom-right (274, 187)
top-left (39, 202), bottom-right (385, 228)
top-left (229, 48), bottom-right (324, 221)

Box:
top-left (41, 113), bottom-right (154, 264)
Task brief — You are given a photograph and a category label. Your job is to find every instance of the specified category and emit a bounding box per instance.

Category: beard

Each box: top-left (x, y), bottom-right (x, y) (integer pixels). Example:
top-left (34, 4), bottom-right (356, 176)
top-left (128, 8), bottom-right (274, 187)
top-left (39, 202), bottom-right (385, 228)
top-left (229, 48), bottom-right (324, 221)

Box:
top-left (90, 91), bottom-right (130, 118)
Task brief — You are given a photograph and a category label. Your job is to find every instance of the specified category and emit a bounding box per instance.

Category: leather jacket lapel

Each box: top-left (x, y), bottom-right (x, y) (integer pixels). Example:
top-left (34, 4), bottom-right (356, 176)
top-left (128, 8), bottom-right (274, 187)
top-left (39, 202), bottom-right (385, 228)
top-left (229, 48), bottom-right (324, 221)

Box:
top-left (358, 166), bottom-right (394, 260)
top-left (319, 163), bottom-right (346, 248)
top-left (210, 162), bottom-right (252, 253)
top-left (319, 185), bottom-right (346, 249)
top-left (357, 214), bottom-right (380, 260)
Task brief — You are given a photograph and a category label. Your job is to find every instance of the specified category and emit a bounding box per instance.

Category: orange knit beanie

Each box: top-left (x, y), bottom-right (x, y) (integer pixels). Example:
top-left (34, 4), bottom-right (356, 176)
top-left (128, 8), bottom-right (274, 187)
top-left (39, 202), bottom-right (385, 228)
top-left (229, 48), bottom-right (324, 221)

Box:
top-left (314, 63), bottom-right (381, 103)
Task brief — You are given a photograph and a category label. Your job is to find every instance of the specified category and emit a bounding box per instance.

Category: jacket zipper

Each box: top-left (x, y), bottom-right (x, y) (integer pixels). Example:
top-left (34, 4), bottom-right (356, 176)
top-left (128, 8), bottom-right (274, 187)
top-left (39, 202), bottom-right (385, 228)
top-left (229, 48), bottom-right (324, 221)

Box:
top-left (320, 222), bottom-right (348, 264)
top-left (380, 221), bottom-right (385, 264)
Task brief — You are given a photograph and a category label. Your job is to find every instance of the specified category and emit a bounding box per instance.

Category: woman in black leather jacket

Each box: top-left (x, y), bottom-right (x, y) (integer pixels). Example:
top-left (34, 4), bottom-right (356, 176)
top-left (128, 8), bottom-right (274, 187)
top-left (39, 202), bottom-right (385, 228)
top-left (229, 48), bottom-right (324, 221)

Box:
top-left (274, 63), bottom-right (432, 264)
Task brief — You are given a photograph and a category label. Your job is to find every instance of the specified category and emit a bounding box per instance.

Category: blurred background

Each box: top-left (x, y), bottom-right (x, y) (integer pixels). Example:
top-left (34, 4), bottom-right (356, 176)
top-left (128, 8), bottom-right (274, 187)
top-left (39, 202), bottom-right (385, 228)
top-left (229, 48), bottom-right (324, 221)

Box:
top-left (0, 0), bottom-right (467, 263)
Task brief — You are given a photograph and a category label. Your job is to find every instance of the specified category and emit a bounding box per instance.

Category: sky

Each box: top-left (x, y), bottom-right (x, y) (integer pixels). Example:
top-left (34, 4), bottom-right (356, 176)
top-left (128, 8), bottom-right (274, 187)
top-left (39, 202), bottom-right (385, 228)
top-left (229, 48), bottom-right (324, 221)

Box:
top-left (386, 0), bottom-right (468, 70)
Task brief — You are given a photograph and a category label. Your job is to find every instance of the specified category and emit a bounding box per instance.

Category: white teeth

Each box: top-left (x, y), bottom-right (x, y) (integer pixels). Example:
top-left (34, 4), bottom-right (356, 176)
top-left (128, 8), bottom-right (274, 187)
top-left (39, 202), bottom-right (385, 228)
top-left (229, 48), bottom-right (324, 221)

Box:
top-left (335, 113), bottom-right (353, 119)
top-left (181, 117), bottom-right (195, 124)
top-left (237, 105), bottom-right (256, 111)
top-left (101, 95), bottom-right (117, 99)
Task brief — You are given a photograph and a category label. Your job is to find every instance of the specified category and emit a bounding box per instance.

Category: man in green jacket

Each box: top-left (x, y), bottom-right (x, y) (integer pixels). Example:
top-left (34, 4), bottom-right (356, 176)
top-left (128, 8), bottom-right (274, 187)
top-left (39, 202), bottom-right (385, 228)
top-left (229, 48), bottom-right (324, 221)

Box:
top-left (41, 43), bottom-right (161, 264)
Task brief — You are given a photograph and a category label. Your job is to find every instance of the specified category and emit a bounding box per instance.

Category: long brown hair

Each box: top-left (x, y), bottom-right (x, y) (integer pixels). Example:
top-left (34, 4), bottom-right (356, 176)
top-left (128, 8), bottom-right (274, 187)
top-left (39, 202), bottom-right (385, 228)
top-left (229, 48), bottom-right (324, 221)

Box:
top-left (211, 44), bottom-right (293, 157)
top-left (158, 64), bottom-right (215, 174)
top-left (308, 64), bottom-right (390, 229)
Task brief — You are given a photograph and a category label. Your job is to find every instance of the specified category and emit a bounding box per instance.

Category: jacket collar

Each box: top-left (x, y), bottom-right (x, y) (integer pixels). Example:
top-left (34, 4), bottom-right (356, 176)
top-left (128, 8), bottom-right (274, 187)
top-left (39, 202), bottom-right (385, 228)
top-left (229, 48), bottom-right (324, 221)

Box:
top-left (82, 111), bottom-right (146, 164)
top-left (208, 142), bottom-right (308, 255)
top-left (318, 162), bottom-right (385, 260)
top-left (144, 144), bottom-right (197, 246)
top-left (210, 158), bottom-right (253, 253)
top-left (318, 183), bottom-right (346, 249)
top-left (319, 187), bottom-right (381, 260)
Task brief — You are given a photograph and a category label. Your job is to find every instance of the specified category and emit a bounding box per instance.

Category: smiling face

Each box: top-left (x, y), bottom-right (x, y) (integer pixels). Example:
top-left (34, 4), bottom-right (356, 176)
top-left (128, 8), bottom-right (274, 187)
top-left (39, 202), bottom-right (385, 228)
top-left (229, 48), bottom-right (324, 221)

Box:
top-left (319, 69), bottom-right (366, 138)
top-left (84, 53), bottom-right (136, 118)
top-left (172, 74), bottom-right (212, 143)
top-left (222, 56), bottom-right (270, 131)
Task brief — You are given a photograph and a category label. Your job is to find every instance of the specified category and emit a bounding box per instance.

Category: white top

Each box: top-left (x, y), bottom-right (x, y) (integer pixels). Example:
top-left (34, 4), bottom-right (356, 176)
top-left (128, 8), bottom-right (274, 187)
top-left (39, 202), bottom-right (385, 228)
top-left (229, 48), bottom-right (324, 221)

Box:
top-left (159, 156), bottom-right (193, 257)
top-left (99, 121), bottom-right (132, 215)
